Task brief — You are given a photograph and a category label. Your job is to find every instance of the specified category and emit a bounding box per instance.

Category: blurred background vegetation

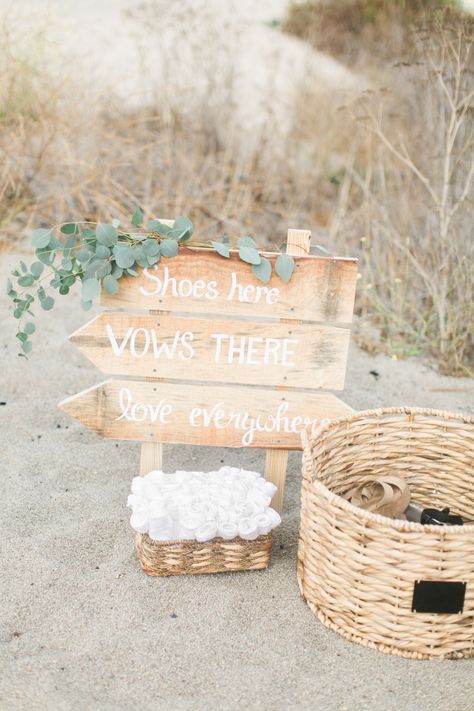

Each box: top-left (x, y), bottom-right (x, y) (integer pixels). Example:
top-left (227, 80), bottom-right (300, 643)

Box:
top-left (0, 0), bottom-right (473, 374)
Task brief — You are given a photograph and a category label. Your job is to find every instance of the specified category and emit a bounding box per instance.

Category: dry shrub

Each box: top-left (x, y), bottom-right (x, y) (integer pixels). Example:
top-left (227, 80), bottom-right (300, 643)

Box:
top-left (330, 12), bottom-right (474, 374)
top-left (283, 0), bottom-right (463, 67)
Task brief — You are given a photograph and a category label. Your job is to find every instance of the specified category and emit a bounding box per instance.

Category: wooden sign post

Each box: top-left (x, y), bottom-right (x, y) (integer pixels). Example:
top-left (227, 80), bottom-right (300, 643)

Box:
top-left (60, 228), bottom-right (357, 512)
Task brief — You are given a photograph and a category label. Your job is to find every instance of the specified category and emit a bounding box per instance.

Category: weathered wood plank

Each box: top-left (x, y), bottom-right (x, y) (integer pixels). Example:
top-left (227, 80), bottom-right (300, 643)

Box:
top-left (59, 379), bottom-right (353, 450)
top-left (101, 248), bottom-right (357, 324)
top-left (264, 229), bottom-right (311, 511)
top-left (69, 312), bottom-right (351, 391)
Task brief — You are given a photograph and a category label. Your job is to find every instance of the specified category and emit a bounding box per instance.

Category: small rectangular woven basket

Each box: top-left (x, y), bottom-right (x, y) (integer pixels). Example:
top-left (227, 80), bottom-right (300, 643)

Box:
top-left (298, 407), bottom-right (474, 660)
top-left (135, 532), bottom-right (272, 576)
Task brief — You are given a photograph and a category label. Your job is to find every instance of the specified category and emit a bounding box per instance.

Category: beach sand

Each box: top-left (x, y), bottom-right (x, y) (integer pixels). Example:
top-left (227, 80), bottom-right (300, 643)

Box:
top-left (1, 252), bottom-right (473, 711)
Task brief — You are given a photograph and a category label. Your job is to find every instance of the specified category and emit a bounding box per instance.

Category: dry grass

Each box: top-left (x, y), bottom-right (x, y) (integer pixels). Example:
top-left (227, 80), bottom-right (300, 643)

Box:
top-left (286, 4), bottom-right (474, 375)
top-left (0, 4), bottom-right (472, 374)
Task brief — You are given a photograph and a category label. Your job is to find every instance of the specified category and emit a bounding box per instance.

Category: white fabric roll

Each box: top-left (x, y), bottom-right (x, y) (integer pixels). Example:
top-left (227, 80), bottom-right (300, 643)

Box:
top-left (247, 489), bottom-right (271, 510)
top-left (149, 512), bottom-right (174, 541)
top-left (127, 494), bottom-right (147, 511)
top-left (254, 512), bottom-right (272, 536)
top-left (195, 521), bottom-right (218, 542)
top-left (238, 516), bottom-right (259, 540)
top-left (145, 470), bottom-right (165, 485)
top-left (218, 521), bottom-right (239, 540)
top-left (131, 477), bottom-right (145, 496)
top-left (266, 508), bottom-right (282, 528)
top-left (130, 511), bottom-right (149, 534)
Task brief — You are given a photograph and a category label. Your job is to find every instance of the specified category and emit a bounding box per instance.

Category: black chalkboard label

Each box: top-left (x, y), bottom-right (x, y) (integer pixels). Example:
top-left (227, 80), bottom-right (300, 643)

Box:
top-left (412, 580), bottom-right (466, 614)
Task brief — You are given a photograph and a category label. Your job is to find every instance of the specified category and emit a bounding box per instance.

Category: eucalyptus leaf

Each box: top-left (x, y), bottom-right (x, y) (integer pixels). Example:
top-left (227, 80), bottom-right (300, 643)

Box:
top-left (31, 228), bottom-right (52, 248)
top-left (16, 331), bottom-right (28, 343)
top-left (18, 276), bottom-right (35, 287)
top-left (41, 296), bottom-right (55, 311)
top-left (275, 253), bottom-right (295, 283)
top-left (212, 241), bottom-right (230, 258)
top-left (81, 278), bottom-right (100, 302)
top-left (113, 244), bottom-right (135, 269)
top-left (143, 239), bottom-right (160, 257)
top-left (103, 274), bottom-right (119, 295)
top-left (148, 219), bottom-right (170, 235)
top-left (75, 249), bottom-right (90, 264)
top-left (131, 207), bottom-right (144, 226)
top-left (59, 285), bottom-right (70, 295)
top-left (96, 223), bottom-right (118, 247)
top-left (96, 262), bottom-right (112, 278)
top-left (60, 223), bottom-right (77, 235)
top-left (35, 248), bottom-right (55, 266)
top-left (239, 235), bottom-right (257, 249)
top-left (95, 245), bottom-right (111, 258)
top-left (30, 262), bottom-right (44, 278)
top-left (62, 274), bottom-right (76, 288)
top-left (80, 300), bottom-right (93, 311)
top-left (147, 254), bottom-right (160, 266)
top-left (61, 258), bottom-right (73, 270)
top-left (160, 239), bottom-right (179, 257)
top-left (239, 245), bottom-right (261, 266)
top-left (252, 257), bottom-right (272, 284)
top-left (24, 322), bottom-right (36, 335)
top-left (111, 264), bottom-right (123, 279)
top-left (22, 341), bottom-right (33, 354)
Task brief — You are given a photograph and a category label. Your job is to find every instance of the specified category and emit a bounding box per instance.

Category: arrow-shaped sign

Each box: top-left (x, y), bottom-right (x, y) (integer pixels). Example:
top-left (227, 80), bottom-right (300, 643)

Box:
top-left (69, 312), bottom-right (350, 390)
top-left (59, 378), bottom-right (353, 449)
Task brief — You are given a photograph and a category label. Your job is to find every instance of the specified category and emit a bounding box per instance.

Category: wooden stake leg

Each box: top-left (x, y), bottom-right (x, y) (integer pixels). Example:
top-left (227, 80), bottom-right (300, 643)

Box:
top-left (140, 442), bottom-right (163, 476)
top-left (264, 228), bottom-right (312, 513)
top-left (264, 449), bottom-right (289, 513)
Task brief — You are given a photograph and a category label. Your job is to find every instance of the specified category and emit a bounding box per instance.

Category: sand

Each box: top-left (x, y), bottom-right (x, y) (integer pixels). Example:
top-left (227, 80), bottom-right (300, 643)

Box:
top-left (1, 251), bottom-right (473, 711)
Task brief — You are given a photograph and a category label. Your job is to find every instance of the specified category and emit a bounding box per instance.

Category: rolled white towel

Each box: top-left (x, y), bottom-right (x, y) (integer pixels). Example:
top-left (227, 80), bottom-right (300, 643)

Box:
top-left (145, 470), bottom-right (165, 485)
top-left (179, 509), bottom-right (205, 537)
top-left (195, 521), bottom-right (218, 542)
top-left (127, 494), bottom-right (148, 512)
top-left (256, 479), bottom-right (277, 499)
top-left (238, 516), bottom-right (259, 541)
top-left (254, 511), bottom-right (272, 536)
top-left (130, 511), bottom-right (149, 534)
top-left (177, 525), bottom-right (196, 540)
top-left (266, 508), bottom-right (282, 528)
top-left (175, 470), bottom-right (189, 484)
top-left (149, 512), bottom-right (174, 541)
top-left (247, 488), bottom-right (271, 510)
top-left (142, 479), bottom-right (161, 501)
top-left (131, 476), bottom-right (145, 496)
top-left (217, 521), bottom-right (239, 540)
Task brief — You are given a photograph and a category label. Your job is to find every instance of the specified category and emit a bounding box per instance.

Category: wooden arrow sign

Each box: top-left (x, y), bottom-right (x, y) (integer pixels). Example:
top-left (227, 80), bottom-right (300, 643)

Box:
top-left (69, 312), bottom-right (351, 390)
top-left (59, 378), bottom-right (353, 450)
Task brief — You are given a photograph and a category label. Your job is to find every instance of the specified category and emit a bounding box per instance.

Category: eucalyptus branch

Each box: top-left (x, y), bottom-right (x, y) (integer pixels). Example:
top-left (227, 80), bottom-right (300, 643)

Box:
top-left (6, 209), bottom-right (296, 357)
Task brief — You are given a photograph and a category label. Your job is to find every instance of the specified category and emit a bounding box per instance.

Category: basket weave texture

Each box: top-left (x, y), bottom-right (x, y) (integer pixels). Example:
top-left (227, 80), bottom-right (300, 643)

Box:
top-left (136, 533), bottom-right (272, 576)
top-left (297, 407), bottom-right (474, 660)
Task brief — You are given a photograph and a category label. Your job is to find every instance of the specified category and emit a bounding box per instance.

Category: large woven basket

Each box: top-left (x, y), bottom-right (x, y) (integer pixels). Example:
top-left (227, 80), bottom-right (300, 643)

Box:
top-left (298, 407), bottom-right (474, 660)
top-left (136, 533), bottom-right (272, 576)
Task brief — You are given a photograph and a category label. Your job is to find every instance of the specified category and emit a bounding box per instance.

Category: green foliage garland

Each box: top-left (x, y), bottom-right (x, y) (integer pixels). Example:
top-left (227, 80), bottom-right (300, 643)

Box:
top-left (6, 211), bottom-right (295, 356)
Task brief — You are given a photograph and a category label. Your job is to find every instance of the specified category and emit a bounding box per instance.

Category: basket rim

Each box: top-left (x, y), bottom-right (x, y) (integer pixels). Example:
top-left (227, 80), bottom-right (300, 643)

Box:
top-left (302, 405), bottom-right (474, 535)
top-left (137, 533), bottom-right (273, 547)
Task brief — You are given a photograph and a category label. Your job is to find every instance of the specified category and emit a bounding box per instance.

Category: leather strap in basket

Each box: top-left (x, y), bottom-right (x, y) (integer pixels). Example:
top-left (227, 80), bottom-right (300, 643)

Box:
top-left (345, 476), bottom-right (410, 519)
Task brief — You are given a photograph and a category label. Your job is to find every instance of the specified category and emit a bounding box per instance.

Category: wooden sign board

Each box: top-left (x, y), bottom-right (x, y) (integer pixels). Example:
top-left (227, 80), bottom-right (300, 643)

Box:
top-left (60, 229), bottom-right (357, 512)
top-left (60, 379), bottom-right (353, 449)
top-left (69, 312), bottom-right (351, 390)
top-left (101, 248), bottom-right (357, 324)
